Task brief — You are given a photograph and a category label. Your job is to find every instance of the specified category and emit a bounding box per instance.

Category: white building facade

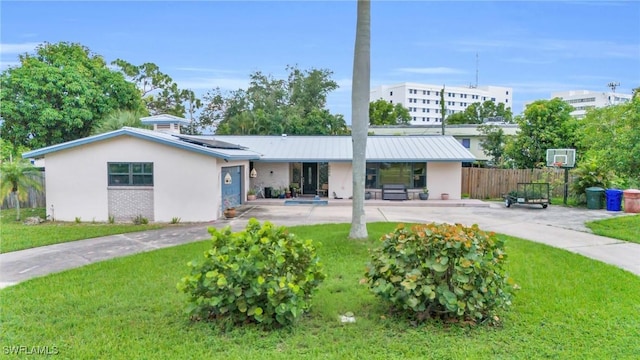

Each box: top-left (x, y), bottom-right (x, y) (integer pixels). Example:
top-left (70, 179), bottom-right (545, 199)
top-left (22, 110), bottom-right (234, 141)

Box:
top-left (370, 82), bottom-right (513, 125)
top-left (550, 90), bottom-right (633, 118)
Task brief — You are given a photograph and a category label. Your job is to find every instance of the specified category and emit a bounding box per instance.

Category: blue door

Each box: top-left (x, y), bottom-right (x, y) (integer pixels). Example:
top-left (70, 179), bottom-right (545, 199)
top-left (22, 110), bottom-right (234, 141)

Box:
top-left (221, 166), bottom-right (242, 210)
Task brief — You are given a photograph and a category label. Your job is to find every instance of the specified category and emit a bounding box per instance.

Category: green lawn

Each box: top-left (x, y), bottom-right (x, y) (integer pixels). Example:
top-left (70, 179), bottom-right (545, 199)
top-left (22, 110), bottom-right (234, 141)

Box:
top-left (0, 208), bottom-right (165, 253)
top-left (586, 214), bottom-right (640, 244)
top-left (2, 222), bottom-right (639, 359)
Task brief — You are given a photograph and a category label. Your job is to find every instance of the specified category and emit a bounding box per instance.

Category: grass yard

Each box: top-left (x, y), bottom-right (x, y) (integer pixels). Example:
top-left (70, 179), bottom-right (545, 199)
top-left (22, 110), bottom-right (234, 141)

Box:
top-left (586, 214), bottom-right (640, 244)
top-left (0, 208), bottom-right (165, 253)
top-left (1, 222), bottom-right (639, 359)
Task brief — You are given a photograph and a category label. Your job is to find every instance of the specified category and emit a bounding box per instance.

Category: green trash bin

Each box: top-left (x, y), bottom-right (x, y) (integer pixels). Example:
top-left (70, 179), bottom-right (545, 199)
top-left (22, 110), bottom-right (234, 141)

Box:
top-left (585, 187), bottom-right (605, 209)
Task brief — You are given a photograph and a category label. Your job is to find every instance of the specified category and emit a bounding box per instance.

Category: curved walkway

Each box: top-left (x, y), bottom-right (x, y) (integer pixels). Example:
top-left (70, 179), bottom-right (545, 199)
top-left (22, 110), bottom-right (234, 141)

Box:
top-left (1, 201), bottom-right (638, 289)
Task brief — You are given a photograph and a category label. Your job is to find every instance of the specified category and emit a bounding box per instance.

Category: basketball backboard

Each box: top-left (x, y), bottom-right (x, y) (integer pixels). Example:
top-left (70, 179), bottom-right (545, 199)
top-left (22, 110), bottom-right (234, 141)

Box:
top-left (546, 149), bottom-right (576, 168)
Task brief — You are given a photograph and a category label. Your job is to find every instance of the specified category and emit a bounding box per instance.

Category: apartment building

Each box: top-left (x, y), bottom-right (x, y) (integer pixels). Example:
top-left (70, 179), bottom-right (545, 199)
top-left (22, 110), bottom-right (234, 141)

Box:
top-left (370, 82), bottom-right (513, 125)
top-left (550, 90), bottom-right (632, 118)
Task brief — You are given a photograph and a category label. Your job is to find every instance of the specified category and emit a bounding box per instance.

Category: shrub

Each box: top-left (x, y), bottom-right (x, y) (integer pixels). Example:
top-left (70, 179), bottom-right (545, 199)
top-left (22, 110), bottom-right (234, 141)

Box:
top-left (170, 217), bottom-right (181, 224)
top-left (365, 223), bottom-right (516, 325)
top-left (132, 215), bottom-right (148, 225)
top-left (570, 158), bottom-right (617, 204)
top-left (177, 218), bottom-right (326, 328)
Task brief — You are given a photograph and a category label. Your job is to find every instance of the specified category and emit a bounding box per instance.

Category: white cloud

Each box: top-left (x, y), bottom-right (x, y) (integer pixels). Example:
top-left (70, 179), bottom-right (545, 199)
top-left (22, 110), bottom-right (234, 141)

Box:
top-left (0, 42), bottom-right (40, 55)
top-left (395, 67), bottom-right (466, 75)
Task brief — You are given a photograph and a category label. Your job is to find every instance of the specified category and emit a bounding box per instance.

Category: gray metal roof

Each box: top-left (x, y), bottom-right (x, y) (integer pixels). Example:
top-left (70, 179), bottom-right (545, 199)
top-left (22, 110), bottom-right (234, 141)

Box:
top-left (212, 135), bottom-right (476, 162)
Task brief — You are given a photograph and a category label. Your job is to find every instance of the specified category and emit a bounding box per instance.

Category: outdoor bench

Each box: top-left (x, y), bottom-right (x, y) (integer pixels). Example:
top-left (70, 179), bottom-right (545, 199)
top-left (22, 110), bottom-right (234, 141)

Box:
top-left (382, 184), bottom-right (408, 200)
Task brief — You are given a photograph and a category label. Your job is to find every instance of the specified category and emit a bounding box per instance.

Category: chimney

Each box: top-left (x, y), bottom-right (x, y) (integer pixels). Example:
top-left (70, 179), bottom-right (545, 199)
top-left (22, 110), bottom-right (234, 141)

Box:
top-left (140, 114), bottom-right (190, 134)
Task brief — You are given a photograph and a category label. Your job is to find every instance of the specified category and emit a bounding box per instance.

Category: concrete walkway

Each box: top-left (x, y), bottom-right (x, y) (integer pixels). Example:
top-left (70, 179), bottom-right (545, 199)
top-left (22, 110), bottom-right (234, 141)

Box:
top-left (1, 200), bottom-right (638, 289)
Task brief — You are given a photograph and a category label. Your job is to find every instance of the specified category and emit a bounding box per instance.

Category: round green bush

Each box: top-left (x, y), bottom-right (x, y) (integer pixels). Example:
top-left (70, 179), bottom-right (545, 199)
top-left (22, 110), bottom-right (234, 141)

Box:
top-left (177, 218), bottom-right (325, 327)
top-left (365, 223), bottom-right (516, 324)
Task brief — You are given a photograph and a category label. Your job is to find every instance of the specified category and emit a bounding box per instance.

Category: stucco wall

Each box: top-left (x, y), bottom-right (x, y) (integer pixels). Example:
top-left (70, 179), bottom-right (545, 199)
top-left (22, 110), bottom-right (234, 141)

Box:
top-left (250, 162), bottom-right (290, 194)
top-left (328, 162), bottom-right (353, 199)
top-left (44, 135), bottom-right (231, 222)
top-left (426, 162), bottom-right (462, 199)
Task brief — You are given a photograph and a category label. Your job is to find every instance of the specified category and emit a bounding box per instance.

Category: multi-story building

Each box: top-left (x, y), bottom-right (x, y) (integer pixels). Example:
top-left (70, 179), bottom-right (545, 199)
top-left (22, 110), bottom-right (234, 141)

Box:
top-left (370, 82), bottom-right (513, 125)
top-left (550, 90), bottom-right (633, 118)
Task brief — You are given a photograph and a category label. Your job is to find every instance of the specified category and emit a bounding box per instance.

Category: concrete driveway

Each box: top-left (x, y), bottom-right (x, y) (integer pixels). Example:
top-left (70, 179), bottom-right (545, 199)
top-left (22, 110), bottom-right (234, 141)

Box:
top-left (1, 200), bottom-right (638, 289)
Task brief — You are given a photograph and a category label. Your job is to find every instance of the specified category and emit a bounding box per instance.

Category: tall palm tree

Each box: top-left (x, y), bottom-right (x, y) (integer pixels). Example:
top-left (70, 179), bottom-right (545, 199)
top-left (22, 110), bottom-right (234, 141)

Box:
top-left (349, 0), bottom-right (370, 239)
top-left (0, 160), bottom-right (43, 221)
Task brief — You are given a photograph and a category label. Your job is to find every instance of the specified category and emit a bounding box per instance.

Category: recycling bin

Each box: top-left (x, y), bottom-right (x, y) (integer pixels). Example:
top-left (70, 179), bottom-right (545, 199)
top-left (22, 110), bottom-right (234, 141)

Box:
top-left (585, 187), bottom-right (604, 209)
top-left (605, 189), bottom-right (623, 211)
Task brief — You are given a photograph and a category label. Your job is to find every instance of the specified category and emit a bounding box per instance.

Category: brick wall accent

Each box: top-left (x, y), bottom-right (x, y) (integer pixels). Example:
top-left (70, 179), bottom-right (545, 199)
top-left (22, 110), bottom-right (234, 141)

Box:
top-left (108, 188), bottom-right (154, 222)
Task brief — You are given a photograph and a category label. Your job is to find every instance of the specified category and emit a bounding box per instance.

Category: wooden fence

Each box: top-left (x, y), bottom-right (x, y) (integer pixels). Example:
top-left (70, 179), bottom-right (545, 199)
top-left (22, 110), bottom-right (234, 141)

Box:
top-left (461, 167), bottom-right (568, 199)
top-left (1, 172), bottom-right (46, 210)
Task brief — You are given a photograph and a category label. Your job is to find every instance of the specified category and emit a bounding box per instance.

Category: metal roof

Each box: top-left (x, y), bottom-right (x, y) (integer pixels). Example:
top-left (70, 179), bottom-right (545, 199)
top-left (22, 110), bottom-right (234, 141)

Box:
top-left (22, 127), bottom-right (261, 161)
top-left (212, 135), bottom-right (476, 162)
top-left (23, 130), bottom-right (475, 163)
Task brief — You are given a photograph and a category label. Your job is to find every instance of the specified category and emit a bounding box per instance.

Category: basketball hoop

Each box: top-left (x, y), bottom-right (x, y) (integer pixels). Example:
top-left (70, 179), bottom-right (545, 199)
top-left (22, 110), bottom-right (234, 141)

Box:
top-left (554, 161), bottom-right (564, 168)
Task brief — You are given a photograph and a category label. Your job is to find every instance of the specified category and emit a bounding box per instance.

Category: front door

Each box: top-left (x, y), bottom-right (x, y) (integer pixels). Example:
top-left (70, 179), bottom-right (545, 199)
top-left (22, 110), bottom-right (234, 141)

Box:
top-left (221, 166), bottom-right (242, 210)
top-left (302, 163), bottom-right (317, 195)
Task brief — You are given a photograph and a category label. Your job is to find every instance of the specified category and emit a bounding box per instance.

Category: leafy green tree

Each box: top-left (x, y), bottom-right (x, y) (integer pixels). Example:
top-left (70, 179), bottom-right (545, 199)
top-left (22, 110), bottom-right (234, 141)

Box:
top-left (446, 101), bottom-right (513, 125)
top-left (504, 98), bottom-right (577, 168)
top-left (576, 96), bottom-right (640, 184)
top-left (202, 66), bottom-right (346, 135)
top-left (0, 160), bottom-right (43, 221)
top-left (111, 59), bottom-right (198, 118)
top-left (0, 138), bottom-right (29, 162)
top-left (92, 109), bottom-right (150, 135)
top-left (349, 0), bottom-right (370, 240)
top-left (478, 124), bottom-right (506, 166)
top-left (369, 99), bottom-right (410, 125)
top-left (0, 42), bottom-right (142, 148)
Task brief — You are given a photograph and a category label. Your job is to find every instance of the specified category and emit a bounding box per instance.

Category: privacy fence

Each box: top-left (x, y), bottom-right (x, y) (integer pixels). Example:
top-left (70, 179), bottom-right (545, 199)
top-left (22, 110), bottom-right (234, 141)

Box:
top-left (1, 172), bottom-right (46, 210)
top-left (461, 167), bottom-right (569, 199)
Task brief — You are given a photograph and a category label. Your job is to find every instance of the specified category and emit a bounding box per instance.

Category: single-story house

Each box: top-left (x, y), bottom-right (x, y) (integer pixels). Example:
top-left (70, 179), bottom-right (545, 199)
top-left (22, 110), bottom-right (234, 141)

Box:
top-left (23, 115), bottom-right (475, 222)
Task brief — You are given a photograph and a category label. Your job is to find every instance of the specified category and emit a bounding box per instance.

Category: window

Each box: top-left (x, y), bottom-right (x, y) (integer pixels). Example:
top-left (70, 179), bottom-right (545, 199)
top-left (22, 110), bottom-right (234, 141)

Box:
top-left (506, 90), bottom-right (509, 95)
top-left (422, 99), bottom-right (426, 104)
top-left (506, 99), bottom-right (509, 103)
top-left (423, 90), bottom-right (426, 95)
top-left (108, 162), bottom-right (153, 186)
top-left (427, 100), bottom-right (430, 104)
top-left (427, 91), bottom-right (431, 95)
top-left (435, 91), bottom-right (439, 96)
top-left (461, 139), bottom-right (471, 149)
top-left (365, 162), bottom-right (426, 189)
top-left (422, 108), bottom-right (426, 112)
top-left (390, 91), bottom-right (393, 96)
top-left (422, 117), bottom-right (426, 121)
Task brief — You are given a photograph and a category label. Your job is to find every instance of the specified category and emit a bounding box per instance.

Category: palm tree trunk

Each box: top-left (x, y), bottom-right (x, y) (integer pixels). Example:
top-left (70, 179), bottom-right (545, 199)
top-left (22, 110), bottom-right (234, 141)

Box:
top-left (13, 191), bottom-right (21, 221)
top-left (349, 0), bottom-right (370, 240)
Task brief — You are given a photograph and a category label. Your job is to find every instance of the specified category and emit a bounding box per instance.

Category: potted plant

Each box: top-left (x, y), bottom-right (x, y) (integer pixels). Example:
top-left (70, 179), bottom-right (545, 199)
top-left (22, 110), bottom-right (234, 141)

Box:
top-left (365, 191), bottom-right (372, 200)
top-left (279, 188), bottom-right (286, 199)
top-left (285, 188), bottom-right (292, 198)
top-left (222, 195), bottom-right (238, 218)
top-left (290, 183), bottom-right (300, 197)
top-left (441, 193), bottom-right (450, 200)
top-left (419, 187), bottom-right (429, 200)
top-left (247, 188), bottom-right (256, 201)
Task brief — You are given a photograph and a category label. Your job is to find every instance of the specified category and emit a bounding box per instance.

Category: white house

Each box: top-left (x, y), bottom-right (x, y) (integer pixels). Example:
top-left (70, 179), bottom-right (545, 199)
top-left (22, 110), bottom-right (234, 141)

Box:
top-left (23, 116), bottom-right (475, 222)
top-left (370, 82), bottom-right (512, 125)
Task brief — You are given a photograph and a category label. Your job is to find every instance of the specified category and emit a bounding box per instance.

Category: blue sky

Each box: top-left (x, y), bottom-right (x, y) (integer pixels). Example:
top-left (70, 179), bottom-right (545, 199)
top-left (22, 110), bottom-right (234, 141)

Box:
top-left (2, 1), bottom-right (639, 123)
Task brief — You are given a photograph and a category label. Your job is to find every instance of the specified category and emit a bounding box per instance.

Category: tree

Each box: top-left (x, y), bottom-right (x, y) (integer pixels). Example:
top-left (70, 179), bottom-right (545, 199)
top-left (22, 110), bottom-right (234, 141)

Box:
top-left (504, 98), bottom-right (577, 168)
top-left (201, 66), bottom-right (347, 135)
top-left (576, 96), bottom-right (640, 184)
top-left (0, 42), bottom-right (142, 149)
top-left (349, 0), bottom-right (370, 240)
top-left (92, 109), bottom-right (150, 135)
top-left (111, 60), bottom-right (198, 118)
top-left (446, 101), bottom-right (513, 125)
top-left (369, 99), bottom-right (410, 125)
top-left (478, 124), bottom-right (506, 166)
top-left (0, 138), bottom-right (29, 162)
top-left (0, 160), bottom-right (43, 221)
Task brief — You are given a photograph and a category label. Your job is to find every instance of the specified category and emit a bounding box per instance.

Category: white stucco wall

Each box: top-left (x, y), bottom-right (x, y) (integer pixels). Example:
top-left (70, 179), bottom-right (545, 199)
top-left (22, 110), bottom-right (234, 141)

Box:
top-left (426, 162), bottom-right (462, 199)
top-left (250, 162), bottom-right (290, 194)
top-left (44, 135), bottom-right (246, 222)
top-left (328, 162), bottom-right (353, 199)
